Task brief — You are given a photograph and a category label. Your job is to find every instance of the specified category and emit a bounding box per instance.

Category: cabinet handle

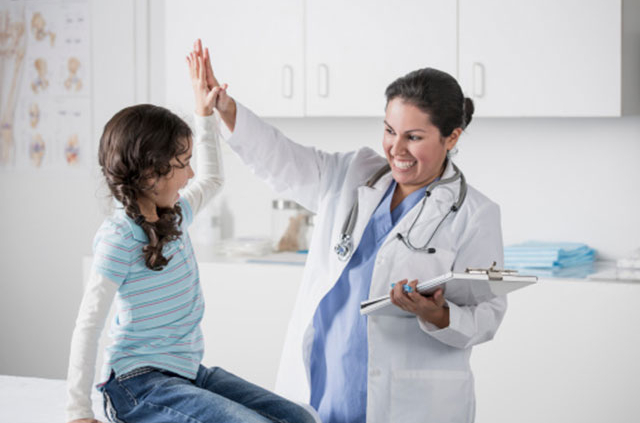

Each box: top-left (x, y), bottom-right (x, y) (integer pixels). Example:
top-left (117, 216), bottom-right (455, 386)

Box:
top-left (282, 65), bottom-right (294, 99)
top-left (472, 62), bottom-right (485, 98)
top-left (318, 64), bottom-right (329, 98)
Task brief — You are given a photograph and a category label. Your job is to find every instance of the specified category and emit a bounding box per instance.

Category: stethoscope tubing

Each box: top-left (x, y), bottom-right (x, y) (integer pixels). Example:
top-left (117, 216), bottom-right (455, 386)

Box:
top-left (335, 162), bottom-right (466, 260)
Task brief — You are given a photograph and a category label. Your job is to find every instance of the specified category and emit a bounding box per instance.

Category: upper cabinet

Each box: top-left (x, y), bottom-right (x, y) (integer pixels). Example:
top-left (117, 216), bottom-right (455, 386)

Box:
top-left (305, 0), bottom-right (456, 116)
top-left (165, 0), bottom-right (305, 117)
top-left (458, 0), bottom-right (634, 117)
top-left (164, 0), bottom-right (639, 118)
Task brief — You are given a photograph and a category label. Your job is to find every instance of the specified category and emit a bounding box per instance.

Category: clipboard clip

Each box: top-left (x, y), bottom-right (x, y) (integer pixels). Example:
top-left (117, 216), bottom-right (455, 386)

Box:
top-left (465, 261), bottom-right (520, 281)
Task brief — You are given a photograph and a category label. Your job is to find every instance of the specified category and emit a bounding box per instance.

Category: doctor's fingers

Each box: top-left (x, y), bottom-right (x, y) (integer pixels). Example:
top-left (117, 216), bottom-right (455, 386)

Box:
top-left (205, 86), bottom-right (223, 108)
top-left (389, 280), bottom-right (408, 307)
top-left (215, 84), bottom-right (232, 110)
top-left (432, 288), bottom-right (446, 308)
top-left (204, 47), bottom-right (220, 89)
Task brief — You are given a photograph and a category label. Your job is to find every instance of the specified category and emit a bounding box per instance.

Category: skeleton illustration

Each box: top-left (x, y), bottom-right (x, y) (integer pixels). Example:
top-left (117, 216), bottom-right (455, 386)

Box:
top-left (0, 8), bottom-right (27, 165)
top-left (64, 57), bottom-right (82, 91)
top-left (29, 102), bottom-right (40, 128)
top-left (31, 57), bottom-right (49, 93)
top-left (31, 12), bottom-right (55, 46)
top-left (29, 133), bottom-right (45, 167)
top-left (65, 133), bottom-right (79, 165)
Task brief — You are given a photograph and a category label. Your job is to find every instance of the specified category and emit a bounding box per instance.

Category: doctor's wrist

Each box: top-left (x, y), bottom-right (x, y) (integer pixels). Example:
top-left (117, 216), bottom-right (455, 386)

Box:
top-left (419, 307), bottom-right (450, 329)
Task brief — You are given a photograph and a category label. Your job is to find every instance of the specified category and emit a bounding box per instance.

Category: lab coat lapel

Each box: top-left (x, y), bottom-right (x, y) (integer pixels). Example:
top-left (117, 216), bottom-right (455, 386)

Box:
top-left (350, 172), bottom-right (395, 255)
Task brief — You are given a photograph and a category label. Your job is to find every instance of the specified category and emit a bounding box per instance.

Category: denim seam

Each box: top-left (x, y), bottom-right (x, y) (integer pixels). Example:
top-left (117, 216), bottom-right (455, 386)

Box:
top-left (115, 379), bottom-right (139, 407)
top-left (116, 366), bottom-right (155, 382)
top-left (256, 409), bottom-right (288, 423)
top-left (141, 400), bottom-right (205, 423)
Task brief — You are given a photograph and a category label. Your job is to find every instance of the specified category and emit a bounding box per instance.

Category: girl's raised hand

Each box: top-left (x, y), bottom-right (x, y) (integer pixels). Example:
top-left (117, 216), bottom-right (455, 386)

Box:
top-left (187, 51), bottom-right (219, 116)
top-left (190, 39), bottom-right (237, 131)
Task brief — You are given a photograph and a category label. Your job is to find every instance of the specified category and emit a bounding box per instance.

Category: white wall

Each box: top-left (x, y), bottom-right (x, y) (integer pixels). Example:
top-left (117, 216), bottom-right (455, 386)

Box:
top-left (220, 115), bottom-right (640, 260)
top-left (0, 0), bottom-right (142, 378)
top-left (1, 0), bottom-right (639, 380)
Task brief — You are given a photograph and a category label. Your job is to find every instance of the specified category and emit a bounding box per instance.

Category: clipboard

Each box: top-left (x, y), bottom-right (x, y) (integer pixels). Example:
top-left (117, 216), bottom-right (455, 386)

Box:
top-left (360, 262), bottom-right (538, 317)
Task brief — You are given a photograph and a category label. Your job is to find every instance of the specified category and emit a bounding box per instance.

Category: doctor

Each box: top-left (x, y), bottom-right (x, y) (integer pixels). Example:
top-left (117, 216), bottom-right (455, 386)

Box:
top-left (201, 43), bottom-right (506, 423)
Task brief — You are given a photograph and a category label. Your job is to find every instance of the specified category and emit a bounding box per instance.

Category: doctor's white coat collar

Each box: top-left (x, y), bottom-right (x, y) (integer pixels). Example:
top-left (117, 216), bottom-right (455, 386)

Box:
top-left (365, 157), bottom-right (460, 208)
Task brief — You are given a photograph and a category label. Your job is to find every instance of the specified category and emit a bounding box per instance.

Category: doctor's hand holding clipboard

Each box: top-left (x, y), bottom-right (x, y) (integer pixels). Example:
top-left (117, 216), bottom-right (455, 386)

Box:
top-left (198, 37), bottom-right (506, 423)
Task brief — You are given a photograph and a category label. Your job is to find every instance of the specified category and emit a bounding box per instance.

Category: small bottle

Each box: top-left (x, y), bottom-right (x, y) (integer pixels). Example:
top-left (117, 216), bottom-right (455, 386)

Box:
top-left (272, 199), bottom-right (309, 252)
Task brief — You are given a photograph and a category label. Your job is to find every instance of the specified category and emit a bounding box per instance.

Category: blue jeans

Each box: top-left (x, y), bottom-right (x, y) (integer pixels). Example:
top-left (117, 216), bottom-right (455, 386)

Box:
top-left (101, 365), bottom-right (316, 423)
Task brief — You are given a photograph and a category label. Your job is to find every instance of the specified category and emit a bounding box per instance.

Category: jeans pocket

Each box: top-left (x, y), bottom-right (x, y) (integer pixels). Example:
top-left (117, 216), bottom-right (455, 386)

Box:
top-left (103, 390), bottom-right (127, 423)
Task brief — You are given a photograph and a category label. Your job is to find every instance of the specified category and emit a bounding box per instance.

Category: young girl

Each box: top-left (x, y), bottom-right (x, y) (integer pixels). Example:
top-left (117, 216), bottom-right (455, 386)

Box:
top-left (65, 41), bottom-right (317, 423)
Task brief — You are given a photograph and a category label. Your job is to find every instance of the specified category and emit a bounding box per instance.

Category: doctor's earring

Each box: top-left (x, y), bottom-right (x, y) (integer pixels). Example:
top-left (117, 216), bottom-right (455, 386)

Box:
top-left (447, 146), bottom-right (459, 158)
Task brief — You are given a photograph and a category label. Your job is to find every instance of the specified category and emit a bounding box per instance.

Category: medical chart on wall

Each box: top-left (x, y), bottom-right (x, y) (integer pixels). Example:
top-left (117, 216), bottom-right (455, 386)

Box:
top-left (0, 0), bottom-right (90, 171)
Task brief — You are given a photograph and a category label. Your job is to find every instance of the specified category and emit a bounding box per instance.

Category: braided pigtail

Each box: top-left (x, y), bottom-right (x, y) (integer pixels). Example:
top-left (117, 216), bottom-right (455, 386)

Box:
top-left (99, 104), bottom-right (192, 271)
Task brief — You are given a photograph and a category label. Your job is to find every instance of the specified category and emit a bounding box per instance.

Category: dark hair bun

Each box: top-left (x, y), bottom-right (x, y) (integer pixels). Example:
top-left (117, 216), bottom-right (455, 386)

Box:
top-left (463, 97), bottom-right (475, 129)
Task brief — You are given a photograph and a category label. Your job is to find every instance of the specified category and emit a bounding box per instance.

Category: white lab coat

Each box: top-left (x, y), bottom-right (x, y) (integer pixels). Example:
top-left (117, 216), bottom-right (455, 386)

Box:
top-left (226, 103), bottom-right (507, 423)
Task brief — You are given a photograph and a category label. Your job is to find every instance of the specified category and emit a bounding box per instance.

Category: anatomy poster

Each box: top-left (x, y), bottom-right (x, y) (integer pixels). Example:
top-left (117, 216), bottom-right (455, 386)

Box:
top-left (1, 0), bottom-right (90, 171)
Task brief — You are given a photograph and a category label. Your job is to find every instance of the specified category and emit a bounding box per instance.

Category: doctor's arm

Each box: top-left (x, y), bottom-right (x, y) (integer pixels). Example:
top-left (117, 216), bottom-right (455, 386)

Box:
top-left (196, 42), bottom-right (348, 213)
top-left (417, 203), bottom-right (507, 349)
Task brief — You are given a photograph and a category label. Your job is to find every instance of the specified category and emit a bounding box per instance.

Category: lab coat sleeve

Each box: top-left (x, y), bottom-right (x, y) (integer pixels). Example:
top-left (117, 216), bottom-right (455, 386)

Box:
top-left (180, 113), bottom-right (224, 217)
top-left (417, 202), bottom-right (508, 349)
top-left (225, 102), bottom-right (346, 213)
top-left (66, 270), bottom-right (118, 421)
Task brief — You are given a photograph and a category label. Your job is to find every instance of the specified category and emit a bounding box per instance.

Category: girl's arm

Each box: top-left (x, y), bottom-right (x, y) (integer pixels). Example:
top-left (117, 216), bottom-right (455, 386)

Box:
top-left (180, 43), bottom-right (224, 216)
top-left (66, 270), bottom-right (117, 423)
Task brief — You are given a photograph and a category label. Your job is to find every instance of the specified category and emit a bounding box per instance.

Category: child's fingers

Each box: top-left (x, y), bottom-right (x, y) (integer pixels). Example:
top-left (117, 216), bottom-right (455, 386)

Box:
top-left (198, 55), bottom-right (205, 81)
top-left (187, 54), bottom-right (193, 78)
top-left (194, 54), bottom-right (201, 80)
top-left (194, 38), bottom-right (201, 55)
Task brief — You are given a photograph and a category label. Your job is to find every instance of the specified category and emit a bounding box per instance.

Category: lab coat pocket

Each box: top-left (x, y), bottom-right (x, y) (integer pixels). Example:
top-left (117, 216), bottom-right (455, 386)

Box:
top-left (390, 369), bottom-right (473, 423)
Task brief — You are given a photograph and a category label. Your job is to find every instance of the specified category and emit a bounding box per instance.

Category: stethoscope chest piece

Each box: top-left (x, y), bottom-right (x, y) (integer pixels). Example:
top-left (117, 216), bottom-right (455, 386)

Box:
top-left (334, 234), bottom-right (353, 261)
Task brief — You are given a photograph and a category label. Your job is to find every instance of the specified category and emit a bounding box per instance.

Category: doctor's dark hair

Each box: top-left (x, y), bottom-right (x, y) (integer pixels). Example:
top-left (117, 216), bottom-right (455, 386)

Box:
top-left (98, 104), bottom-right (192, 271)
top-left (385, 68), bottom-right (474, 137)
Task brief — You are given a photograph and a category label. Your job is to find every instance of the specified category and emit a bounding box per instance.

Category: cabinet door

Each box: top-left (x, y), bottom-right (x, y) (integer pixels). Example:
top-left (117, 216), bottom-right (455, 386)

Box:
top-left (305, 0), bottom-right (457, 117)
top-left (165, 0), bottom-right (304, 117)
top-left (459, 0), bottom-right (621, 117)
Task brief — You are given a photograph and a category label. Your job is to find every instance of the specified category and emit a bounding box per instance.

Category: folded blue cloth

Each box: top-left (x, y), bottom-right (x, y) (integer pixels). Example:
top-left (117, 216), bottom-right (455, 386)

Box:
top-left (505, 241), bottom-right (596, 270)
top-left (508, 263), bottom-right (595, 279)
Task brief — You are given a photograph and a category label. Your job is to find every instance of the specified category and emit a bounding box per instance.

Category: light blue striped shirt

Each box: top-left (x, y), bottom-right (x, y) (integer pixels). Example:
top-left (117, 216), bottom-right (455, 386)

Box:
top-left (92, 198), bottom-right (204, 384)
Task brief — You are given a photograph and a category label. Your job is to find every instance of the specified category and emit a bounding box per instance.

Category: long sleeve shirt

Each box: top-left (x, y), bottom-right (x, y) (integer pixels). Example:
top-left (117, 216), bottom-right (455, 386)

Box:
top-left (65, 113), bottom-right (223, 421)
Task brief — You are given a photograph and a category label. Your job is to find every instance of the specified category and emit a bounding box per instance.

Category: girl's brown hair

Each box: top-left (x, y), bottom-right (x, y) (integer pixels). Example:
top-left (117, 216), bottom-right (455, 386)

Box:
top-left (98, 104), bottom-right (192, 270)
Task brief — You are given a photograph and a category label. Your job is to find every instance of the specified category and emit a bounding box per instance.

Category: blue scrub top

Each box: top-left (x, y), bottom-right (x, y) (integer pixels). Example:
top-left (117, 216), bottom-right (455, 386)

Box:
top-left (310, 180), bottom-right (428, 423)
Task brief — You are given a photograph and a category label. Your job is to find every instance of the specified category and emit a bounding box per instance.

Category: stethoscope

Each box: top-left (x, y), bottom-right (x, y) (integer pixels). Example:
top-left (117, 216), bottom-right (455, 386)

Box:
top-left (334, 161), bottom-right (467, 261)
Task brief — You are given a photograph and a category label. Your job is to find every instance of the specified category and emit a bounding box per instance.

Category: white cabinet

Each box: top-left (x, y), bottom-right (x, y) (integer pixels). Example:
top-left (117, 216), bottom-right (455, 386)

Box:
top-left (471, 279), bottom-right (640, 422)
top-left (163, 1), bottom-right (639, 117)
top-left (459, 0), bottom-right (638, 117)
top-left (164, 0), bottom-right (455, 117)
top-left (165, 0), bottom-right (304, 117)
top-left (198, 261), bottom-right (304, 390)
top-left (305, 0), bottom-right (457, 116)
